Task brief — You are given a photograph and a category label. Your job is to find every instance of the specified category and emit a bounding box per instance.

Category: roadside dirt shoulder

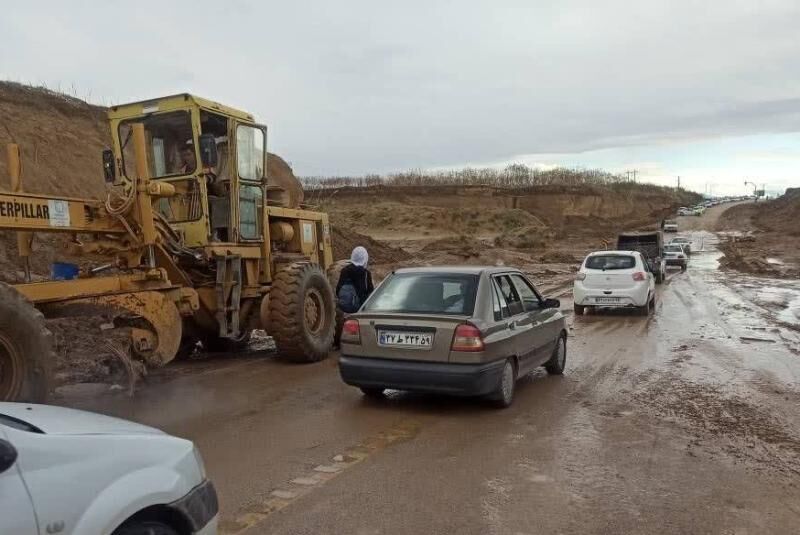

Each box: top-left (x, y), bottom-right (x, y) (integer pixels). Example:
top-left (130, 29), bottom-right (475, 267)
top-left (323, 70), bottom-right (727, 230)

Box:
top-left (715, 191), bottom-right (800, 278)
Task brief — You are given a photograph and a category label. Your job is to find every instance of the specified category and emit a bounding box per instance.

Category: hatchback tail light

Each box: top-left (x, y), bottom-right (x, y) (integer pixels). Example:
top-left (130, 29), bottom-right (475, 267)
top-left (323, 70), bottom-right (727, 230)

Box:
top-left (632, 272), bottom-right (646, 281)
top-left (451, 324), bottom-right (484, 352)
top-left (576, 272), bottom-right (586, 281)
top-left (341, 319), bottom-right (361, 344)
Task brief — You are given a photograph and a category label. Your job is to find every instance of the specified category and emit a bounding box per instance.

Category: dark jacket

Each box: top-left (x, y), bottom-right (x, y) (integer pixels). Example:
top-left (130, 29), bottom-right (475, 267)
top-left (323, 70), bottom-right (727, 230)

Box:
top-left (336, 263), bottom-right (374, 305)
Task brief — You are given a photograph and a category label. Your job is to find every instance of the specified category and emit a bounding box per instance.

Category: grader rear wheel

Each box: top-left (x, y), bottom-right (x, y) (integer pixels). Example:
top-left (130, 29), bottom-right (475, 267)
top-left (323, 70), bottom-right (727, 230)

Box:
top-left (267, 262), bottom-right (334, 362)
top-left (0, 283), bottom-right (54, 402)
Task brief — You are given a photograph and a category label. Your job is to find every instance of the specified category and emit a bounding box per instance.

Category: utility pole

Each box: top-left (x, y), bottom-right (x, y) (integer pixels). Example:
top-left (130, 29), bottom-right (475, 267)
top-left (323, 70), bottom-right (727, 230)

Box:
top-left (632, 169), bottom-right (638, 183)
top-left (677, 176), bottom-right (681, 189)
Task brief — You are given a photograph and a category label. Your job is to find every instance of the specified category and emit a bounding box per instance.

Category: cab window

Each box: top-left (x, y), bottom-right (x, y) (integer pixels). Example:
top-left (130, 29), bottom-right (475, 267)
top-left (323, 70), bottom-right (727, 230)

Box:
top-left (119, 111), bottom-right (194, 179)
top-left (239, 184), bottom-right (263, 240)
top-left (237, 125), bottom-right (265, 181)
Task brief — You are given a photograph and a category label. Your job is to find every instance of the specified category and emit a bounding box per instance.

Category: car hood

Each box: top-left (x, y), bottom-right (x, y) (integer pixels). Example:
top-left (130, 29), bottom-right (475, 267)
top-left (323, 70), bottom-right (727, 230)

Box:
top-left (0, 403), bottom-right (164, 436)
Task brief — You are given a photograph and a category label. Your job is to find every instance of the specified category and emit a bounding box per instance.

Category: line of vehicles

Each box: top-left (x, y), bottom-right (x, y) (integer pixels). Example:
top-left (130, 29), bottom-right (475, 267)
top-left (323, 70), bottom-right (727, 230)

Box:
top-left (678, 195), bottom-right (752, 216)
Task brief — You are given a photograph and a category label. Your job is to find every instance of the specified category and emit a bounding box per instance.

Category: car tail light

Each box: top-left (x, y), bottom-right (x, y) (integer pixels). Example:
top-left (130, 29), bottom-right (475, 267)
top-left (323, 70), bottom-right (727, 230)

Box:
top-left (576, 272), bottom-right (586, 281)
top-left (451, 324), bottom-right (484, 352)
top-left (341, 319), bottom-right (361, 344)
top-left (632, 272), bottom-right (646, 281)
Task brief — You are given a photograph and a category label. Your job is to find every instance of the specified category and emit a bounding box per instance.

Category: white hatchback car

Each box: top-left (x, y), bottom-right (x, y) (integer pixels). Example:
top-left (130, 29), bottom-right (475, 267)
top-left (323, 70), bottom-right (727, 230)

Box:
top-left (573, 251), bottom-right (656, 316)
top-left (0, 403), bottom-right (218, 535)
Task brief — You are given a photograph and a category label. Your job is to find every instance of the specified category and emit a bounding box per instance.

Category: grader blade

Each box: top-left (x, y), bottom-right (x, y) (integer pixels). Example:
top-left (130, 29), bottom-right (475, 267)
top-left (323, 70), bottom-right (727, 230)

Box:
top-left (93, 291), bottom-right (183, 366)
top-left (44, 291), bottom-right (183, 367)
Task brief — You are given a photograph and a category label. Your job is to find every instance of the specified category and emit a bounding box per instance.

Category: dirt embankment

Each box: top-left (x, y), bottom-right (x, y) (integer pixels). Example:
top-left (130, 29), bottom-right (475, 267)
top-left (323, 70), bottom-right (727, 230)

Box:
top-left (322, 184), bottom-right (695, 237)
top-left (716, 190), bottom-right (800, 278)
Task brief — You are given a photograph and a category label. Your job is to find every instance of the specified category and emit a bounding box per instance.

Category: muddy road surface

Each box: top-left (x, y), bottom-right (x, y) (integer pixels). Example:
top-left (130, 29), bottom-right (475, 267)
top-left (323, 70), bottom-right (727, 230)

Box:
top-left (57, 206), bottom-right (800, 534)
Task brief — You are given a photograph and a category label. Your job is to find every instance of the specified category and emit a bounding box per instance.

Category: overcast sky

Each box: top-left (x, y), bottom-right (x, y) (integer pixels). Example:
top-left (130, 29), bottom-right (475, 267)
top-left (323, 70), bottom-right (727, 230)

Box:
top-left (2, 0), bottom-right (800, 194)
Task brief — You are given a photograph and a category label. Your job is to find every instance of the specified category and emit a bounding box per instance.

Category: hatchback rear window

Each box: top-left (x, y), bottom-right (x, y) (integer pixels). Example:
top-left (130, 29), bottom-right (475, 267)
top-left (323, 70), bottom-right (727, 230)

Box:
top-left (585, 255), bottom-right (636, 270)
top-left (363, 273), bottom-right (479, 315)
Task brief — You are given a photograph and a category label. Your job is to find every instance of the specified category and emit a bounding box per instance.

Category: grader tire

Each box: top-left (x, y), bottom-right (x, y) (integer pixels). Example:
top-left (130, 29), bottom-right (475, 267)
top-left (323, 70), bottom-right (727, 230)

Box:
top-left (268, 262), bottom-right (334, 363)
top-left (0, 283), bottom-right (54, 402)
top-left (327, 260), bottom-right (350, 346)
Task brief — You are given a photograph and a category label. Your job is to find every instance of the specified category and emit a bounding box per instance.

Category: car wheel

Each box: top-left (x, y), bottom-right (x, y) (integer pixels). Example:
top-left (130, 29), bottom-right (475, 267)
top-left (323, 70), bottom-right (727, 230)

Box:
top-left (114, 520), bottom-right (178, 535)
top-left (637, 297), bottom-right (650, 316)
top-left (573, 303), bottom-right (585, 315)
top-left (360, 387), bottom-right (385, 398)
top-left (491, 358), bottom-right (516, 408)
top-left (544, 334), bottom-right (567, 375)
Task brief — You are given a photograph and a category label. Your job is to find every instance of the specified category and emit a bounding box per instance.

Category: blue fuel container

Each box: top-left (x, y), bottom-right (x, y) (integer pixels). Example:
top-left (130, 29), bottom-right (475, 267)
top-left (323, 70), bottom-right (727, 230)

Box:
top-left (51, 262), bottom-right (79, 280)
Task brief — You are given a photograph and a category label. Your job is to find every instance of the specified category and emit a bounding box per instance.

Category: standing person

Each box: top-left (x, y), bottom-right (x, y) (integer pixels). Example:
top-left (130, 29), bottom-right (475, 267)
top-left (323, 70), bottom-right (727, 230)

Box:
top-left (336, 246), bottom-right (375, 313)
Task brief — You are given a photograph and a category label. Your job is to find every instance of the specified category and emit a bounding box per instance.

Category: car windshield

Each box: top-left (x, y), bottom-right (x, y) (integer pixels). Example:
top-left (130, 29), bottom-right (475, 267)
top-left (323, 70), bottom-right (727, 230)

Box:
top-left (665, 245), bottom-right (682, 252)
top-left (363, 273), bottom-right (479, 315)
top-left (585, 255), bottom-right (636, 270)
top-left (672, 238), bottom-right (689, 243)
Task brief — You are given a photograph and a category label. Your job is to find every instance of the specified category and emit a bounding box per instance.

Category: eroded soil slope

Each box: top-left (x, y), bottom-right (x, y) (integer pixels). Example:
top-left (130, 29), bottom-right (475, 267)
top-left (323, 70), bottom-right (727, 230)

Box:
top-left (716, 189), bottom-right (800, 278)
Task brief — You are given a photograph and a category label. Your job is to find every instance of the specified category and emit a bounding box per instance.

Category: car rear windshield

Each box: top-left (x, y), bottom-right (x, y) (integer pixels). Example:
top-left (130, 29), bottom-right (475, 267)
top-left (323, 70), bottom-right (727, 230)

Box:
top-left (363, 273), bottom-right (479, 315)
top-left (585, 255), bottom-right (636, 270)
top-left (665, 245), bottom-right (683, 252)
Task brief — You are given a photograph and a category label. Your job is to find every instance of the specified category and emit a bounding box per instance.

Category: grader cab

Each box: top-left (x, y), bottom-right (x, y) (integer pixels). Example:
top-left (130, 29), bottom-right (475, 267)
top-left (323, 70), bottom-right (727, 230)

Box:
top-left (0, 94), bottom-right (336, 402)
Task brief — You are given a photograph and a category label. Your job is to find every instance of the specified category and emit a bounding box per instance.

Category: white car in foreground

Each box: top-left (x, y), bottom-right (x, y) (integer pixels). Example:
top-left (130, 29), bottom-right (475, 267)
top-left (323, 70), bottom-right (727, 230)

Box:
top-left (0, 403), bottom-right (217, 535)
top-left (573, 251), bottom-right (656, 316)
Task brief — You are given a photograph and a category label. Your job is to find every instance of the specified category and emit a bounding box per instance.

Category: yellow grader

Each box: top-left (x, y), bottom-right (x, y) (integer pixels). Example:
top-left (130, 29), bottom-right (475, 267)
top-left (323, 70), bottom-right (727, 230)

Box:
top-left (0, 94), bottom-right (336, 402)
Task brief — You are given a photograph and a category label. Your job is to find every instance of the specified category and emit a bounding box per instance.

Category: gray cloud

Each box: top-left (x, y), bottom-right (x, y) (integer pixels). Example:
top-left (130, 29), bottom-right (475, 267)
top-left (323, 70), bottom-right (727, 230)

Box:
top-left (2, 0), bottom-right (800, 176)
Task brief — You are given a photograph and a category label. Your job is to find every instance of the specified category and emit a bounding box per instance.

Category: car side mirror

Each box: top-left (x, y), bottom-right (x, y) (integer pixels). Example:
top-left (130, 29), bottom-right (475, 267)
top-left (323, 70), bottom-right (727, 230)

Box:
top-left (544, 298), bottom-right (560, 309)
top-left (198, 134), bottom-right (218, 167)
top-left (0, 439), bottom-right (18, 474)
top-left (102, 149), bottom-right (115, 183)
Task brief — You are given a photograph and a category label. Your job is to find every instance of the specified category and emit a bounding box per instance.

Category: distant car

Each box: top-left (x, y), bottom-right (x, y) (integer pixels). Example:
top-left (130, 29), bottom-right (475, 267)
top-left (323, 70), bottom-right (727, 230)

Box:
top-left (338, 266), bottom-right (567, 408)
top-left (573, 251), bottom-right (656, 316)
top-left (663, 219), bottom-right (678, 232)
top-left (664, 244), bottom-right (688, 271)
top-left (692, 206), bottom-right (705, 216)
top-left (677, 207), bottom-right (692, 216)
top-left (0, 403), bottom-right (218, 535)
top-left (668, 236), bottom-right (692, 255)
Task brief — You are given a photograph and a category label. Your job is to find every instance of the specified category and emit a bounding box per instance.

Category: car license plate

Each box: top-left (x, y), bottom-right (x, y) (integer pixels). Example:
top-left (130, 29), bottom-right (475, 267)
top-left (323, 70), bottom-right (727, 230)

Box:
top-left (378, 331), bottom-right (433, 348)
top-left (595, 297), bottom-right (620, 304)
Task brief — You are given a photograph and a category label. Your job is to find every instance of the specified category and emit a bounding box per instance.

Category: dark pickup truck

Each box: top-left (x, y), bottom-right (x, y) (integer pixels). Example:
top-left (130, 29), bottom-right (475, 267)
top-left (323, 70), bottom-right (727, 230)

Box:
top-left (617, 231), bottom-right (666, 283)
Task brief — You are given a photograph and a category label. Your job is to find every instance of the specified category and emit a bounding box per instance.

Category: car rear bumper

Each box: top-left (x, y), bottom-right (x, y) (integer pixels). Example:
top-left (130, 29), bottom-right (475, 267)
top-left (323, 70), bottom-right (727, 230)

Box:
top-left (573, 284), bottom-right (649, 307)
top-left (339, 355), bottom-right (505, 396)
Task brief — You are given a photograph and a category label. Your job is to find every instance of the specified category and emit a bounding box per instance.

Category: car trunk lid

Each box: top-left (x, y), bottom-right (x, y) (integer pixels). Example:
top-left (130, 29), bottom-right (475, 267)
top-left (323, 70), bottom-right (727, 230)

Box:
top-left (583, 270), bottom-right (638, 290)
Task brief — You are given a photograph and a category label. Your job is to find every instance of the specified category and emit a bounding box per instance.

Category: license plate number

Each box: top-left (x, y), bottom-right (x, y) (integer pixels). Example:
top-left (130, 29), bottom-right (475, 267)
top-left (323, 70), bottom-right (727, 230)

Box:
top-left (595, 297), bottom-right (620, 304)
top-left (378, 331), bottom-right (433, 348)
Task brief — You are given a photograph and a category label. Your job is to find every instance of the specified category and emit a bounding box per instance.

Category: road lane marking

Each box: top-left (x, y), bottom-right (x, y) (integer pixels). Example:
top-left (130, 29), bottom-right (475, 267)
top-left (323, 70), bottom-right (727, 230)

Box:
top-left (219, 418), bottom-right (422, 534)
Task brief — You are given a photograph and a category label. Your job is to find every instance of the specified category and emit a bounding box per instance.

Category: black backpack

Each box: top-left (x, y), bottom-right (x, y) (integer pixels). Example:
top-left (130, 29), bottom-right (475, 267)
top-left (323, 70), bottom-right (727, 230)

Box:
top-left (337, 282), bottom-right (361, 313)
